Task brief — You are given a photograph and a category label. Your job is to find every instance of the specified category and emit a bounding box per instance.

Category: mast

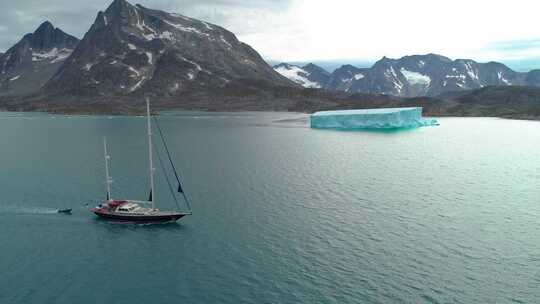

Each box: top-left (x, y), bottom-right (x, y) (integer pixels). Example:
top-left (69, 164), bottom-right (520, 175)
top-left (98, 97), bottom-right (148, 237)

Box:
top-left (146, 97), bottom-right (156, 210)
top-left (103, 137), bottom-right (112, 201)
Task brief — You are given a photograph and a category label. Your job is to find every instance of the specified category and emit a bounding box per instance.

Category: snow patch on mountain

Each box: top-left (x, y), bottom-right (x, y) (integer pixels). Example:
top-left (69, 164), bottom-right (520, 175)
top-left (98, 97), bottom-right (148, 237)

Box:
top-left (386, 66), bottom-right (398, 79)
top-left (163, 19), bottom-right (207, 36)
top-left (127, 66), bottom-right (140, 77)
top-left (400, 68), bottom-right (431, 86)
top-left (274, 65), bottom-right (321, 88)
top-left (354, 73), bottom-right (364, 80)
top-left (129, 76), bottom-right (146, 92)
top-left (179, 56), bottom-right (202, 71)
top-left (32, 48), bottom-right (73, 63)
top-left (159, 31), bottom-right (174, 40)
top-left (220, 36), bottom-right (232, 49)
top-left (32, 48), bottom-right (59, 61)
top-left (464, 61), bottom-right (478, 80)
top-left (446, 74), bottom-right (466, 79)
top-left (393, 80), bottom-right (403, 93)
top-left (201, 21), bottom-right (213, 31)
top-left (83, 63), bottom-right (94, 71)
top-left (498, 71), bottom-right (511, 85)
top-left (133, 7), bottom-right (159, 41)
top-left (51, 50), bottom-right (73, 63)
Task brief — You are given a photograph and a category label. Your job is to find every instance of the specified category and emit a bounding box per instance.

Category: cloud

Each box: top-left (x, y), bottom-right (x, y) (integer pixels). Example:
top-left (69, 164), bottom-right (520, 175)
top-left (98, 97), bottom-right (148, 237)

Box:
top-left (1, 0), bottom-right (540, 69)
top-left (252, 0), bottom-right (540, 63)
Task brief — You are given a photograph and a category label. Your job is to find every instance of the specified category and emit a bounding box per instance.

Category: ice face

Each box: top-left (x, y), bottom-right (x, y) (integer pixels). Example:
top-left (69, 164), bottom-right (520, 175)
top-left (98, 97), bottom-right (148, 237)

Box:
top-left (310, 107), bottom-right (439, 130)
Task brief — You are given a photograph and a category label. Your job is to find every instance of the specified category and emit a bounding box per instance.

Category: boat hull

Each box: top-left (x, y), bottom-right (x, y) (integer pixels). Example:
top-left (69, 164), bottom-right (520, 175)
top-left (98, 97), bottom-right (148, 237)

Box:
top-left (92, 210), bottom-right (187, 223)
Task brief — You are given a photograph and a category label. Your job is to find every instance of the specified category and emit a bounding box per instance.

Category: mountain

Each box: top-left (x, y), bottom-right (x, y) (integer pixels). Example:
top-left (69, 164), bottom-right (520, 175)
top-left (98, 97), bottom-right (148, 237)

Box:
top-left (343, 54), bottom-right (528, 97)
top-left (326, 64), bottom-right (368, 92)
top-left (273, 63), bottom-right (329, 88)
top-left (43, 0), bottom-right (292, 102)
top-left (277, 54), bottom-right (540, 98)
top-left (0, 21), bottom-right (79, 97)
top-left (335, 54), bottom-right (540, 97)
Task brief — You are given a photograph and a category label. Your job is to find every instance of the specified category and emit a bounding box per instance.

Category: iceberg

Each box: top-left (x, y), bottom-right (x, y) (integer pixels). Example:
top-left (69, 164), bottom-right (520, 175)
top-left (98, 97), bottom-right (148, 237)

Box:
top-left (310, 107), bottom-right (439, 130)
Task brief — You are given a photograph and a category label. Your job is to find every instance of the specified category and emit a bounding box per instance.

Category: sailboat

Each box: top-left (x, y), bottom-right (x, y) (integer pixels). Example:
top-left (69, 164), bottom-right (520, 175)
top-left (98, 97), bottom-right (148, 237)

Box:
top-left (91, 98), bottom-right (192, 223)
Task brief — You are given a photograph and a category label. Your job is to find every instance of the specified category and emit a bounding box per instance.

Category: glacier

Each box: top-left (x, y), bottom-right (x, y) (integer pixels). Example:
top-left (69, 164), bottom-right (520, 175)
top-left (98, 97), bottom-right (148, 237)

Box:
top-left (310, 107), bottom-right (439, 130)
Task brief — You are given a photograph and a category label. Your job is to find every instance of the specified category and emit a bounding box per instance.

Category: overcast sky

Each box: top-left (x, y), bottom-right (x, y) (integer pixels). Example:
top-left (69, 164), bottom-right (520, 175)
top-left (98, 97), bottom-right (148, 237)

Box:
top-left (1, 0), bottom-right (540, 70)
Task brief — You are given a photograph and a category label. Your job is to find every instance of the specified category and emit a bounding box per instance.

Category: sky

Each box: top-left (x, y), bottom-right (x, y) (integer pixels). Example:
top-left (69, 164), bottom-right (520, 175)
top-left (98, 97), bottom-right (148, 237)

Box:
top-left (1, 0), bottom-right (540, 71)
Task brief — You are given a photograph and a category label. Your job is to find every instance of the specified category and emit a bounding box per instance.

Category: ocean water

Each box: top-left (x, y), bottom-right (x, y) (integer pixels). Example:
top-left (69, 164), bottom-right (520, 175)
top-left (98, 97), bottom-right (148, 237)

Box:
top-left (0, 112), bottom-right (539, 303)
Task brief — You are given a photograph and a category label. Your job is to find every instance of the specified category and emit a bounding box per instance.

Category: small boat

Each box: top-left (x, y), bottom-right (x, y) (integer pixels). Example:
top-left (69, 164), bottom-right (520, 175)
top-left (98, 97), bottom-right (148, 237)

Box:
top-left (91, 98), bottom-right (192, 223)
top-left (57, 208), bottom-right (72, 214)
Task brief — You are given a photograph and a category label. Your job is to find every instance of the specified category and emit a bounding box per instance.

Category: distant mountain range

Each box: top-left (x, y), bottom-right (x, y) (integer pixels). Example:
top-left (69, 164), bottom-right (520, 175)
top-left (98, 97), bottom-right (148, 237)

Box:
top-left (0, 0), bottom-right (540, 119)
top-left (274, 54), bottom-right (540, 97)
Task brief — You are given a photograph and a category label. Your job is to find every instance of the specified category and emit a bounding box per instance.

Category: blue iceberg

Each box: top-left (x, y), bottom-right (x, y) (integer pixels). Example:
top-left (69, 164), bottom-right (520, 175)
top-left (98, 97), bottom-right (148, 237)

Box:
top-left (310, 107), bottom-right (438, 130)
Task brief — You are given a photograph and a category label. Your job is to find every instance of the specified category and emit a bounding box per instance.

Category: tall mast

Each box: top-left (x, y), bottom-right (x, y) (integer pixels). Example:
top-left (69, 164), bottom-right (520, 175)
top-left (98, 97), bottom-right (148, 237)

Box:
top-left (146, 97), bottom-right (156, 210)
top-left (103, 137), bottom-right (112, 201)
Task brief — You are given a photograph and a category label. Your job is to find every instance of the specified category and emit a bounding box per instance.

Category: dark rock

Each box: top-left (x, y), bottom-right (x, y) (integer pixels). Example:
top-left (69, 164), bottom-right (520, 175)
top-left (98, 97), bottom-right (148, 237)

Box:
top-left (43, 0), bottom-right (293, 102)
top-left (0, 21), bottom-right (79, 96)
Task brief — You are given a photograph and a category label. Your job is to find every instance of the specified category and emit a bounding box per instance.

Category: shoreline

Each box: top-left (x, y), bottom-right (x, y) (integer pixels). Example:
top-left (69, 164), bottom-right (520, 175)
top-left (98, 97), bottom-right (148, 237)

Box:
top-left (1, 108), bottom-right (539, 123)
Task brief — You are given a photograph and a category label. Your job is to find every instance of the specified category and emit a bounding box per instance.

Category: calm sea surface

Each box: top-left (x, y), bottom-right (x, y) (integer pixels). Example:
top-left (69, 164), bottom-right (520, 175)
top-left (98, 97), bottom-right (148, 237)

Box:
top-left (0, 112), bottom-right (539, 303)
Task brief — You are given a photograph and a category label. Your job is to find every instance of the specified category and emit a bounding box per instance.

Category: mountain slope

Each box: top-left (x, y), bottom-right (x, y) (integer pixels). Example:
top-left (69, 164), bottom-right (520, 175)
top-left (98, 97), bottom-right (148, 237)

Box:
top-left (325, 64), bottom-right (368, 92)
top-left (273, 63), bottom-right (329, 88)
top-left (44, 0), bottom-right (292, 102)
top-left (0, 21), bottom-right (79, 97)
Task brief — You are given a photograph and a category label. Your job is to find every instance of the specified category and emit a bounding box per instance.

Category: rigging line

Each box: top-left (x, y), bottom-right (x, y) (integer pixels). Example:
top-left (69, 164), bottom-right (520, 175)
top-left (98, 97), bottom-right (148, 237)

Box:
top-left (153, 116), bottom-right (192, 212)
top-left (153, 116), bottom-right (182, 185)
top-left (181, 186), bottom-right (192, 212)
top-left (152, 139), bottom-right (182, 211)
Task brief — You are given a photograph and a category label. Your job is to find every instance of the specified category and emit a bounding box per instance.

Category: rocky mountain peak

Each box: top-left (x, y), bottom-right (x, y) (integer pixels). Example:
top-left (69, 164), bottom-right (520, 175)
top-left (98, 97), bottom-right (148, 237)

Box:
top-left (35, 21), bottom-right (54, 35)
top-left (303, 63), bottom-right (330, 76)
top-left (16, 21), bottom-right (79, 52)
top-left (107, 0), bottom-right (132, 13)
top-left (0, 22), bottom-right (79, 97)
top-left (44, 0), bottom-right (292, 100)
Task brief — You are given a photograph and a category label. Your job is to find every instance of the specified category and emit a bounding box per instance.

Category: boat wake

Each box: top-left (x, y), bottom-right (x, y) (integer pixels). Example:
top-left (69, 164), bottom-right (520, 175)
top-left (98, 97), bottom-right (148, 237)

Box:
top-left (0, 204), bottom-right (60, 215)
